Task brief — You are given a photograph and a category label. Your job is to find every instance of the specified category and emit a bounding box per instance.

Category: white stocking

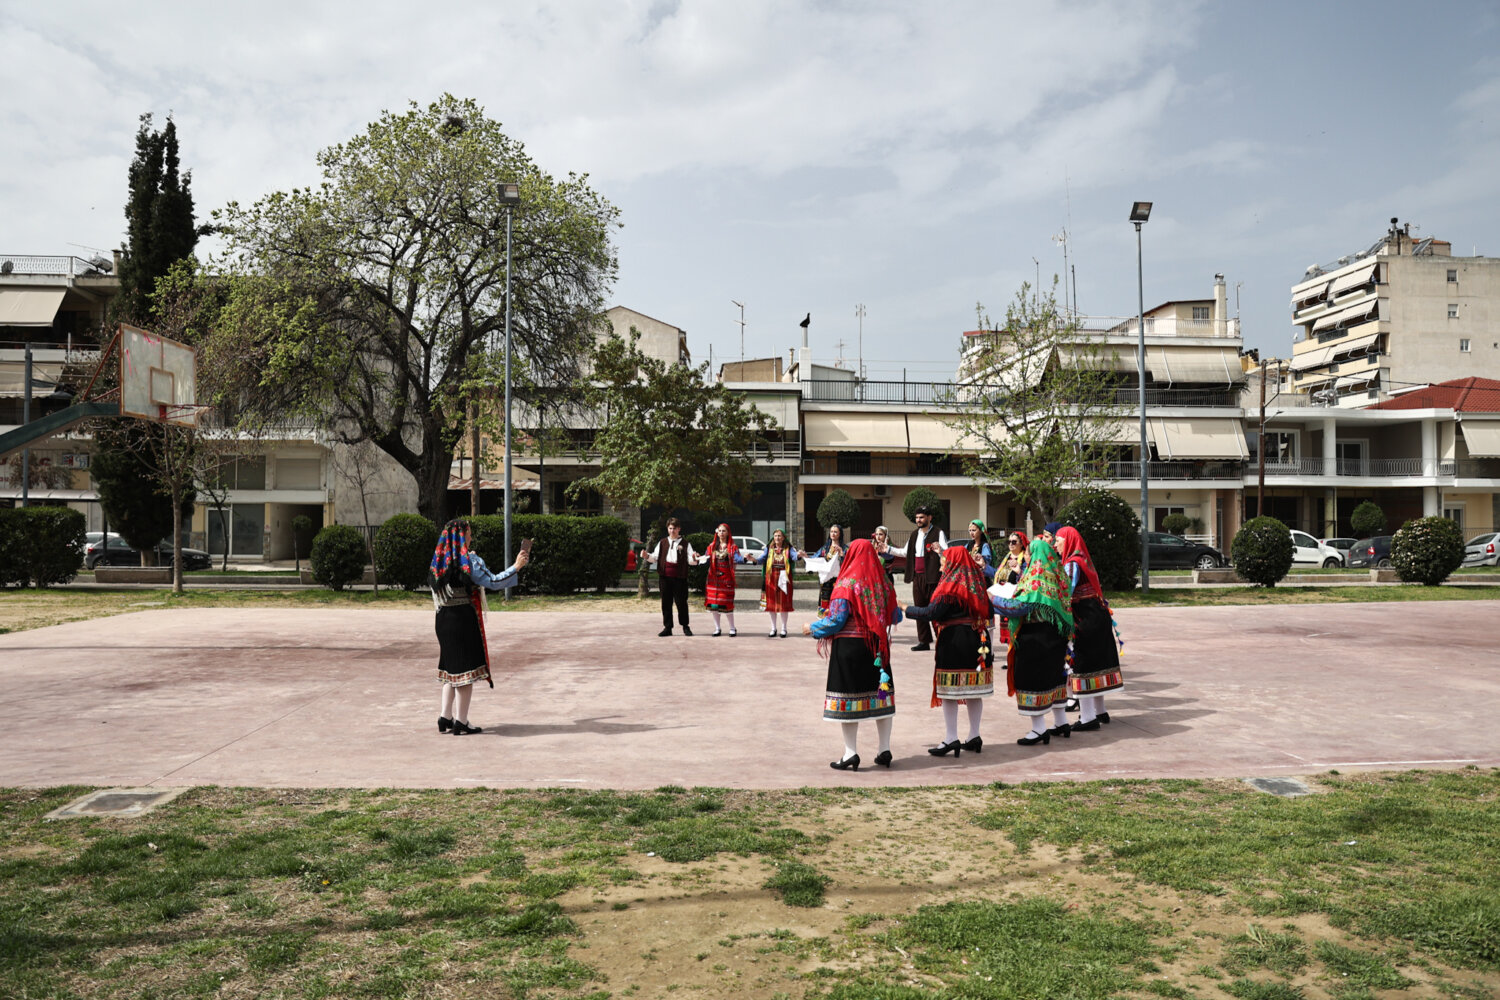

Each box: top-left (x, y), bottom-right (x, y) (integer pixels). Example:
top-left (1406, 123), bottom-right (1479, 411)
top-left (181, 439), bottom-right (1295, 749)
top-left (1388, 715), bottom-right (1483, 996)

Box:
top-left (440, 682), bottom-right (455, 719)
top-left (1051, 704), bottom-right (1069, 729)
top-left (455, 683), bottom-right (473, 724)
top-left (965, 699), bottom-right (984, 740)
top-left (840, 722), bottom-right (859, 761)
top-left (711, 610), bottom-right (722, 630)
top-left (1030, 713), bottom-right (1049, 736)
top-left (777, 612), bottom-right (789, 632)
top-left (726, 613), bottom-right (736, 631)
top-left (1080, 695), bottom-right (1100, 724)
top-left (942, 700), bottom-right (959, 743)
top-left (875, 716), bottom-right (893, 754)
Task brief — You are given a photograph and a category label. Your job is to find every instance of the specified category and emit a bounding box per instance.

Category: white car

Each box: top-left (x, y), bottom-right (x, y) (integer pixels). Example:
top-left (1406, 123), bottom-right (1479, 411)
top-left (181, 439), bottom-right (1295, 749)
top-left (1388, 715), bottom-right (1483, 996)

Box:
top-left (734, 535), bottom-right (767, 562)
top-left (1463, 532), bottom-right (1499, 567)
top-left (1290, 529), bottom-right (1345, 567)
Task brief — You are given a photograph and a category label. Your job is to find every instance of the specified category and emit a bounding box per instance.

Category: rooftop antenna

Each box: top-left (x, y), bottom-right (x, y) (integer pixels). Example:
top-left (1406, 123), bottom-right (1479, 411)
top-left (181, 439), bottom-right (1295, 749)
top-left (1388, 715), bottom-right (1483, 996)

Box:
top-left (1052, 229), bottom-right (1071, 317)
top-left (854, 303), bottom-right (866, 379)
top-left (835, 337), bottom-right (848, 368)
top-left (731, 299), bottom-right (745, 366)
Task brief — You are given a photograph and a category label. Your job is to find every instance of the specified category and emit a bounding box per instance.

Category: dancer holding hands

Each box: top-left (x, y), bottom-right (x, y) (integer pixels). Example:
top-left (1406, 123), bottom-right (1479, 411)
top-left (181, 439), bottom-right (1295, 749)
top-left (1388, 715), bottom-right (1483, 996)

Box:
top-left (748, 528), bottom-right (802, 637)
top-left (990, 538), bottom-right (1074, 746)
top-left (904, 543), bottom-right (995, 757)
top-left (696, 522), bottom-right (746, 636)
top-left (1053, 527), bottom-right (1124, 731)
top-left (815, 523), bottom-right (846, 610)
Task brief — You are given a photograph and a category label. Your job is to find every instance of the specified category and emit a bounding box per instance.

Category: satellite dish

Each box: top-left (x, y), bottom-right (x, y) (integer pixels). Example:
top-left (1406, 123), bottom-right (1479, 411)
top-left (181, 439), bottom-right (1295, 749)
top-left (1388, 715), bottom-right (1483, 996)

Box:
top-left (88, 255), bottom-right (112, 273)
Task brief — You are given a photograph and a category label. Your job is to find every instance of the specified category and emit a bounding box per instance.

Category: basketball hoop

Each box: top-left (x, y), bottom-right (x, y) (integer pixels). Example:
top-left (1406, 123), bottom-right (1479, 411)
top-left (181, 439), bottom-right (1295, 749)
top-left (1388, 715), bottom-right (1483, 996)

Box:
top-left (118, 324), bottom-right (198, 427)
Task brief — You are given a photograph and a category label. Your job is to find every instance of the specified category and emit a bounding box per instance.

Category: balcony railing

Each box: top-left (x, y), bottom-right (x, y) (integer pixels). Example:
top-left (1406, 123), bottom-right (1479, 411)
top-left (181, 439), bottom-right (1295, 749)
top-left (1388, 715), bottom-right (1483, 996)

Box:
top-left (1254, 457), bottom-right (1488, 478)
top-left (803, 455), bottom-right (965, 477)
top-left (1108, 387), bottom-right (1241, 407)
top-left (0, 255), bottom-right (113, 277)
top-left (804, 379), bottom-right (1241, 408)
top-left (1103, 460), bottom-right (1244, 481)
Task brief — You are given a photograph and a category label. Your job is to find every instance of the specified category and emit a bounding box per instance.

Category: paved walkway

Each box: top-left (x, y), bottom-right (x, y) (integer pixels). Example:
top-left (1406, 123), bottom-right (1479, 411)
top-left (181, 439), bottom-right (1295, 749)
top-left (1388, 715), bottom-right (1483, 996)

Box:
top-left (2, 602), bottom-right (1496, 789)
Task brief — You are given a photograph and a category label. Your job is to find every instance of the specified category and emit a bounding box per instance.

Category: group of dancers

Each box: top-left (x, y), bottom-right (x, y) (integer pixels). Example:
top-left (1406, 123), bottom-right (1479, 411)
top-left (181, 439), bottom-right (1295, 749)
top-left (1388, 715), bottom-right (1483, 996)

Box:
top-left (425, 513), bottom-right (1123, 769)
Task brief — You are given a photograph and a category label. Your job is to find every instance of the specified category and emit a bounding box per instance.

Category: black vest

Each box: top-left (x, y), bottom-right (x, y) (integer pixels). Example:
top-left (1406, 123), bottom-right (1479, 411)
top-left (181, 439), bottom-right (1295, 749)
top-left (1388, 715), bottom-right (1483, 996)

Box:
top-left (904, 526), bottom-right (943, 584)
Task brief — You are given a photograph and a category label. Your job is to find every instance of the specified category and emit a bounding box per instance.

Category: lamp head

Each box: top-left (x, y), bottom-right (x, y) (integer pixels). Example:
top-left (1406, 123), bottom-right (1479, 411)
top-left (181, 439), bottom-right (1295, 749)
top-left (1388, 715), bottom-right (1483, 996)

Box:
top-left (1129, 201), bottom-right (1153, 223)
top-left (499, 182), bottom-right (522, 205)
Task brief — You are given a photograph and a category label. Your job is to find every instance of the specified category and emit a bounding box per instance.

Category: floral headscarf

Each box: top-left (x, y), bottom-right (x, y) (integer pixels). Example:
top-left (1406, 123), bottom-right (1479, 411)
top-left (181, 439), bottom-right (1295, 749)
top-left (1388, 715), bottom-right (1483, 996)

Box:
top-left (1010, 538), bottom-right (1074, 636)
top-left (1053, 526), bottom-right (1103, 601)
top-left (824, 538), bottom-right (898, 661)
top-left (430, 519), bottom-right (475, 590)
top-left (929, 543), bottom-right (991, 621)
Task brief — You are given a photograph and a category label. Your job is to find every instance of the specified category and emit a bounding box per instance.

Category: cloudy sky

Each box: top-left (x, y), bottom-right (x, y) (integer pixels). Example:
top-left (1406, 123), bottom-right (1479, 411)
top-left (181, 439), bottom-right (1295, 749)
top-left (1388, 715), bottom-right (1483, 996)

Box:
top-left (5, 1), bottom-right (1500, 379)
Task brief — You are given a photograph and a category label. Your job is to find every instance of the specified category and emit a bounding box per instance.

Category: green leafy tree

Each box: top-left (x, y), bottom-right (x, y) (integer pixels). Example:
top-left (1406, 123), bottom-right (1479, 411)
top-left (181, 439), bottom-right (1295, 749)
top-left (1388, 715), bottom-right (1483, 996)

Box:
top-left (817, 489), bottom-right (860, 532)
top-left (568, 328), bottom-right (773, 596)
top-left (902, 486), bottom-right (942, 527)
top-left (941, 280), bottom-right (1123, 520)
top-left (1056, 487), bottom-right (1141, 590)
top-left (210, 95), bottom-right (619, 524)
top-left (114, 114), bottom-right (201, 324)
top-left (1350, 500), bottom-right (1386, 538)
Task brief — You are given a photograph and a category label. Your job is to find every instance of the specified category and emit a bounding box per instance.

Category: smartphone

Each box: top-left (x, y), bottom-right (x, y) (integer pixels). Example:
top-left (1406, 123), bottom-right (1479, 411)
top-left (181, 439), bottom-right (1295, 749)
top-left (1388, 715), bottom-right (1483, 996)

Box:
top-left (519, 538), bottom-right (534, 558)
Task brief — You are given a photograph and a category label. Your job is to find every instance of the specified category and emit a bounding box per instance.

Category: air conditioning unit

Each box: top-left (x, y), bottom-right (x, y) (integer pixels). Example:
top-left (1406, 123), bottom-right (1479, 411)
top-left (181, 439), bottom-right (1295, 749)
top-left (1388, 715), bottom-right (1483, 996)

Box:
top-left (873, 484), bottom-right (891, 498)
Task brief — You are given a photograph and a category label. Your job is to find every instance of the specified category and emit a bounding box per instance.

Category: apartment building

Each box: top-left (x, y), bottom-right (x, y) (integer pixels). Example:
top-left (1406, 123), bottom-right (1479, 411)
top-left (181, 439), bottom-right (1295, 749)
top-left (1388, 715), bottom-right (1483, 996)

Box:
top-left (1287, 221), bottom-right (1500, 405)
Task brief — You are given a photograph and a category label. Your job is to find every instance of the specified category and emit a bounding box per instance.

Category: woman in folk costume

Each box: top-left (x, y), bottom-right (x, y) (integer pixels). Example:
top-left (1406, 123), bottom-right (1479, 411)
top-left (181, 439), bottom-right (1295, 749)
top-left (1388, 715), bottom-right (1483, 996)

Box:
top-left (1053, 527), bottom-right (1124, 731)
top-left (871, 525), bottom-right (898, 583)
top-left (697, 522), bottom-right (746, 637)
top-left (966, 519), bottom-right (996, 582)
top-left (430, 519), bottom-right (529, 735)
top-left (748, 528), bottom-right (802, 637)
top-left (803, 539), bottom-right (903, 771)
top-left (904, 543), bottom-right (995, 757)
top-left (997, 529), bottom-right (1029, 584)
top-left (814, 523), bottom-right (846, 610)
top-left (990, 538), bottom-right (1074, 746)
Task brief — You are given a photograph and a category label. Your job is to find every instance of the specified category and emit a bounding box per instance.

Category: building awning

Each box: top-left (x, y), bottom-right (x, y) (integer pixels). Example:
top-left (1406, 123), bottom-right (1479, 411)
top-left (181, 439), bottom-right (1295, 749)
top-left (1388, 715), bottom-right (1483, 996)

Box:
top-left (1151, 345), bottom-right (1245, 385)
top-left (0, 361), bottom-right (66, 396)
top-left (1312, 297), bottom-right (1379, 333)
top-left (1327, 331), bottom-right (1383, 361)
top-left (1061, 343), bottom-right (1140, 373)
top-left (1335, 373), bottom-right (1376, 390)
top-left (905, 413), bottom-right (985, 452)
top-left (1289, 342), bottom-right (1337, 371)
top-left (1290, 278), bottom-right (1329, 306)
top-left (0, 289), bottom-right (66, 327)
top-left (1460, 419), bottom-right (1500, 458)
top-left (1148, 417), bottom-right (1247, 459)
top-left (0, 488), bottom-right (97, 501)
top-left (1098, 418), bottom-right (1155, 446)
top-left (1328, 261), bottom-right (1378, 297)
top-left (802, 413), bottom-right (910, 452)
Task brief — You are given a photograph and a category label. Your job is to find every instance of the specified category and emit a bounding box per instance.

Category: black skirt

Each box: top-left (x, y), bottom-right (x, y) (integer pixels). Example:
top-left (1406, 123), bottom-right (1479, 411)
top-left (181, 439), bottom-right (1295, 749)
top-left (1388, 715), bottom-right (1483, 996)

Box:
top-left (934, 621), bottom-right (994, 700)
top-left (435, 602), bottom-right (491, 686)
top-left (1011, 620), bottom-right (1067, 715)
top-left (823, 636), bottom-right (894, 721)
top-left (1068, 596), bottom-right (1123, 695)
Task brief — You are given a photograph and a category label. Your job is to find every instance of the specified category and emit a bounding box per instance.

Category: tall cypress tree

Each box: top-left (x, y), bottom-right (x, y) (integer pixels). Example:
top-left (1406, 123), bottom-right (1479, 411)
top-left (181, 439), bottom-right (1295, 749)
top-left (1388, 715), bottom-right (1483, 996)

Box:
top-left (114, 114), bottom-right (199, 323)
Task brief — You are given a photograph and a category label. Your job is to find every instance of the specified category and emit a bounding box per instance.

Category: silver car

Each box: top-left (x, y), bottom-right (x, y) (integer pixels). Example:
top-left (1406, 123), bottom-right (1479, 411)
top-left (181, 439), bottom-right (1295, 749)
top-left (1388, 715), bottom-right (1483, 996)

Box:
top-left (1463, 532), bottom-right (1499, 567)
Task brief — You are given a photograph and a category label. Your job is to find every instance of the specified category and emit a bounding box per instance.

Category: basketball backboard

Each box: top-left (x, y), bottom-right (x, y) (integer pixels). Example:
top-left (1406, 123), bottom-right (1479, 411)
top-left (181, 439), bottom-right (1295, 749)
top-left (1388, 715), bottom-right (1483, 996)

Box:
top-left (119, 324), bottom-right (197, 427)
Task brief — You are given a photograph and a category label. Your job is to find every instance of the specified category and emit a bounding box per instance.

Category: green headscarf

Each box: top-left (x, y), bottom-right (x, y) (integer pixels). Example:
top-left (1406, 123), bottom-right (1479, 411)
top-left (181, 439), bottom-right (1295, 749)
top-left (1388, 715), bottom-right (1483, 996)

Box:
top-left (1010, 538), bottom-right (1074, 637)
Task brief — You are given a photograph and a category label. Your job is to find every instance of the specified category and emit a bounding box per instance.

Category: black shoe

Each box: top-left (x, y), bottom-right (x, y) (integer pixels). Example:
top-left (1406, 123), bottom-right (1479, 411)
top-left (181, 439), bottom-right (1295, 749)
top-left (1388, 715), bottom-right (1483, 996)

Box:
top-left (438, 716), bottom-right (452, 733)
top-left (1065, 698), bottom-right (1080, 712)
top-left (712, 628), bottom-right (722, 636)
top-left (779, 630), bottom-right (788, 638)
top-left (768, 630), bottom-right (777, 638)
top-left (960, 736), bottom-right (983, 754)
top-left (874, 750), bottom-right (893, 768)
top-left (683, 625), bottom-right (693, 636)
top-left (910, 642), bottom-right (931, 652)
top-left (928, 739), bottom-right (962, 757)
top-left (659, 627), bottom-right (673, 637)
top-left (1047, 725), bottom-right (1072, 739)
top-left (452, 720), bottom-right (483, 735)
top-left (830, 754), bottom-right (860, 772)
top-left (1071, 718), bottom-right (1101, 732)
top-left (1017, 731), bottom-right (1050, 746)
top-left (729, 629), bottom-right (737, 637)
top-left (1097, 711), bottom-right (1111, 724)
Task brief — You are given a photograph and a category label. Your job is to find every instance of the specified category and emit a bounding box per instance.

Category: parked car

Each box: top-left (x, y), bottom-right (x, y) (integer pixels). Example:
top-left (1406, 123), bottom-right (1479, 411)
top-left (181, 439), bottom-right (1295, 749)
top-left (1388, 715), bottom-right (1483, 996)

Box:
top-left (1321, 537), bottom-right (1359, 561)
top-left (1346, 536), bottom-right (1393, 569)
top-left (83, 532), bottom-right (126, 568)
top-left (1463, 532), bottom-right (1500, 567)
top-left (89, 541), bottom-right (212, 571)
top-left (1290, 529), bottom-right (1345, 567)
top-left (734, 535), bottom-right (767, 562)
top-left (1145, 531), bottom-right (1224, 570)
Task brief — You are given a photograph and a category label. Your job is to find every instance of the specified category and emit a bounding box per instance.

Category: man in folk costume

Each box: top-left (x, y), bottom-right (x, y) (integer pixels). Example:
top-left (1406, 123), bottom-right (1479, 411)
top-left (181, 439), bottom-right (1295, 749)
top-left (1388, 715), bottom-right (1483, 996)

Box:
top-left (902, 505), bottom-right (947, 651)
top-left (1053, 526), bottom-right (1124, 731)
top-left (643, 516), bottom-right (698, 637)
top-left (429, 519), bottom-right (529, 736)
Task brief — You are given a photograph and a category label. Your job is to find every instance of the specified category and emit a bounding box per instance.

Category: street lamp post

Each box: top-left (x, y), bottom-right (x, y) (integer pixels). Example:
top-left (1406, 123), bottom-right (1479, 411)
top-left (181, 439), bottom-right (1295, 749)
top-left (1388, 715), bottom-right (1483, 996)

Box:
top-left (1129, 201), bottom-right (1153, 592)
top-left (500, 181), bottom-right (522, 570)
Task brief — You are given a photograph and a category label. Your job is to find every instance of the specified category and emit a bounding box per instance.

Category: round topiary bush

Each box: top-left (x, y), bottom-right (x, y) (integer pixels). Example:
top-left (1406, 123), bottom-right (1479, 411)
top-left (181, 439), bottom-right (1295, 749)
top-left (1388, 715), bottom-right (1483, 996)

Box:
top-left (817, 488), bottom-right (860, 533)
top-left (1231, 516), bottom-right (1294, 587)
top-left (902, 487), bottom-right (942, 526)
top-left (1055, 487), bottom-right (1140, 591)
top-left (683, 530), bottom-right (713, 593)
top-left (310, 524), bottom-right (369, 591)
top-left (1350, 500), bottom-right (1386, 538)
top-left (1391, 515), bottom-right (1464, 586)
top-left (373, 513), bottom-right (439, 591)
top-left (3, 506), bottom-right (85, 587)
top-left (1161, 512), bottom-right (1191, 536)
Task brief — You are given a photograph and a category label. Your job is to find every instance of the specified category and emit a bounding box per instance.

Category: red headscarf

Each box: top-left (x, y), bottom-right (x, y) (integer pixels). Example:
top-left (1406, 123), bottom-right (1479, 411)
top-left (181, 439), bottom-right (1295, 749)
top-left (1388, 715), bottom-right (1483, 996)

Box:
top-left (825, 538), bottom-right (898, 660)
top-left (1054, 526), bottom-right (1103, 600)
top-left (928, 543), bottom-right (991, 621)
top-left (708, 523), bottom-right (738, 561)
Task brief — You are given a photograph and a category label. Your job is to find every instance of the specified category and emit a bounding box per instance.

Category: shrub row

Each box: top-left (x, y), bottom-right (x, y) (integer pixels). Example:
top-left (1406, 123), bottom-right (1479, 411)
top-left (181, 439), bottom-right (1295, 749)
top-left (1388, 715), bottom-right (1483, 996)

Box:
top-left (0, 506), bottom-right (86, 588)
top-left (469, 514), bottom-right (630, 595)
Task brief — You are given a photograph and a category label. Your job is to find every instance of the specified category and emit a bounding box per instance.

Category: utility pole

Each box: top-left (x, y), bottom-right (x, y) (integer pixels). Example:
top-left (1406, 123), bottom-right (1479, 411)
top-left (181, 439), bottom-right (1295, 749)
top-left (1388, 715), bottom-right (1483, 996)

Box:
top-left (731, 300), bottom-right (745, 367)
top-left (854, 303), bottom-right (866, 379)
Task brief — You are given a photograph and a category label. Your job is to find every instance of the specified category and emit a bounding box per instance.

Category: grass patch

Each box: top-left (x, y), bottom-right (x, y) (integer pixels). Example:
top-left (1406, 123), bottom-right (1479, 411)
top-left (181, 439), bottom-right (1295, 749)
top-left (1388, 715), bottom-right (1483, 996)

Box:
top-left (762, 859), bottom-right (831, 907)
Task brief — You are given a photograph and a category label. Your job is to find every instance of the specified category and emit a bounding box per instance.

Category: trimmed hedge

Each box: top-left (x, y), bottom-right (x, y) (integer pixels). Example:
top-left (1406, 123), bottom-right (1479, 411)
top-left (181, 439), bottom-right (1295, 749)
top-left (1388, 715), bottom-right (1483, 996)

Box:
top-left (1055, 487), bottom-right (1140, 591)
top-left (1391, 515), bottom-right (1464, 586)
top-left (1161, 512), bottom-right (1191, 536)
top-left (310, 524), bottom-right (368, 591)
top-left (1231, 516), bottom-right (1294, 587)
top-left (0, 506), bottom-right (85, 588)
top-left (373, 514), bottom-right (439, 591)
top-left (468, 514), bottom-right (629, 594)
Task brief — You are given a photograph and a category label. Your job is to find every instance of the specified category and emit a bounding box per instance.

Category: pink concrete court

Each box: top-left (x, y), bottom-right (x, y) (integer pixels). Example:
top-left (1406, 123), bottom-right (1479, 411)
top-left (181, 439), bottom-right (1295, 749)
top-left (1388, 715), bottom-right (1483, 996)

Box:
top-left (2, 603), bottom-right (1496, 789)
